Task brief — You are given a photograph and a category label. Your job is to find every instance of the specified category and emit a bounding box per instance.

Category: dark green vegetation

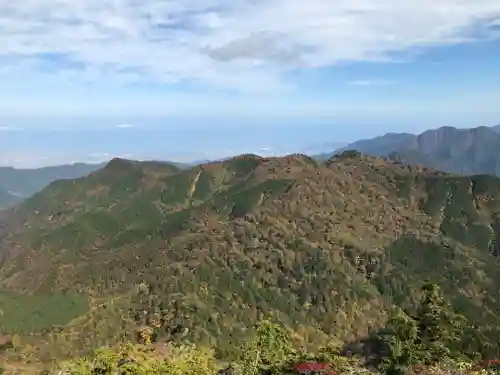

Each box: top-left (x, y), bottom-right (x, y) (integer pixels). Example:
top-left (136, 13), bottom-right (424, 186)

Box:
top-left (370, 283), bottom-right (467, 375)
top-left (319, 125), bottom-right (500, 178)
top-left (0, 291), bottom-right (88, 334)
top-left (0, 160), bottom-right (204, 210)
top-left (7, 288), bottom-right (498, 374)
top-left (3, 152), bottom-right (500, 371)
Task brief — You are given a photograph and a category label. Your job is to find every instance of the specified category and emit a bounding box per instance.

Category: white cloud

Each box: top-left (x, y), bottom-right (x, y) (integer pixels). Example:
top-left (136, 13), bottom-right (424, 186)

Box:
top-left (0, 0), bottom-right (499, 91)
top-left (0, 126), bottom-right (24, 131)
top-left (348, 79), bottom-right (394, 86)
top-left (115, 123), bottom-right (135, 128)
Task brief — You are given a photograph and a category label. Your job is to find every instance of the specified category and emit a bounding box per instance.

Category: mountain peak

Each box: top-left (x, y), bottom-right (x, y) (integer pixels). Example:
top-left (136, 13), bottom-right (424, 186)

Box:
top-left (327, 149), bottom-right (364, 161)
top-left (226, 153), bottom-right (264, 162)
top-left (104, 157), bottom-right (138, 170)
top-left (280, 153), bottom-right (318, 165)
top-left (220, 154), bottom-right (265, 177)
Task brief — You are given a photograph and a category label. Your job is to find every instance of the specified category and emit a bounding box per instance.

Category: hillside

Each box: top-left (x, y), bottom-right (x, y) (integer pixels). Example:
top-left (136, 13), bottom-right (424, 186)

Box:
top-left (2, 152), bottom-right (500, 366)
top-left (0, 160), bottom-right (203, 210)
top-left (389, 126), bottom-right (500, 176)
top-left (0, 162), bottom-right (107, 209)
top-left (319, 125), bottom-right (500, 177)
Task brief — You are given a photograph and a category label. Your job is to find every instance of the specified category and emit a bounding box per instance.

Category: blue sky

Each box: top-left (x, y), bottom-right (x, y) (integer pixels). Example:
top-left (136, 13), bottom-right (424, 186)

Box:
top-left (0, 0), bottom-right (500, 167)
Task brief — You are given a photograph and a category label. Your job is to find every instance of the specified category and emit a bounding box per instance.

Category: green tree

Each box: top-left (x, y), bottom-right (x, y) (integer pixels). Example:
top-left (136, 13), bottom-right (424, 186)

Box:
top-left (415, 283), bottom-right (465, 364)
top-left (377, 309), bottom-right (420, 375)
top-left (375, 283), bottom-right (465, 374)
top-left (235, 319), bottom-right (295, 375)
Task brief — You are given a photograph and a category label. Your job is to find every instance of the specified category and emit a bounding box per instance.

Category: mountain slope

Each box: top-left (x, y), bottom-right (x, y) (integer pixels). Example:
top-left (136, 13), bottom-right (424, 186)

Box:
top-left (388, 126), bottom-right (500, 176)
top-left (316, 132), bottom-right (415, 160)
top-left (321, 125), bottom-right (500, 177)
top-left (0, 162), bottom-right (107, 209)
top-left (2, 153), bottom-right (500, 362)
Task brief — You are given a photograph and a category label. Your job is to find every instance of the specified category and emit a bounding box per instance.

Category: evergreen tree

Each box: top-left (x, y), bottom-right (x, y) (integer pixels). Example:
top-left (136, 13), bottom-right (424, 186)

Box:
top-left (414, 283), bottom-right (465, 364)
top-left (375, 283), bottom-right (465, 374)
top-left (377, 309), bottom-right (419, 375)
top-left (235, 319), bottom-right (295, 375)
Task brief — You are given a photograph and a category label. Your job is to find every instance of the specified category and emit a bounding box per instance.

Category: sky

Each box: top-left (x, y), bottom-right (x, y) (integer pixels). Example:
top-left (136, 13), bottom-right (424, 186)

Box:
top-left (0, 0), bottom-right (500, 167)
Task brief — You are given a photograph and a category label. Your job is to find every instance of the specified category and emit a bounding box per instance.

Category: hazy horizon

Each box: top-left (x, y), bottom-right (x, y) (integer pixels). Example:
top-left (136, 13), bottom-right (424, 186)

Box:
top-left (2, 121), bottom-right (499, 168)
top-left (1, 1), bottom-right (500, 167)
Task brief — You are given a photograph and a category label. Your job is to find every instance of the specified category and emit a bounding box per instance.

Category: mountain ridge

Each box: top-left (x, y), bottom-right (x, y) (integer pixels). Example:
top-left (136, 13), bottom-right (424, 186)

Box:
top-left (318, 124), bottom-right (500, 177)
top-left (2, 152), bottom-right (500, 363)
top-left (0, 159), bottom-right (199, 210)
top-left (0, 162), bottom-right (107, 209)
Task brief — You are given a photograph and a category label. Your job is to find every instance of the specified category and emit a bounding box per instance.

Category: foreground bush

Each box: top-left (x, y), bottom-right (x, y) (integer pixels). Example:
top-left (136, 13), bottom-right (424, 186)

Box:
top-left (46, 294), bottom-right (500, 375)
top-left (54, 342), bottom-right (218, 375)
top-left (51, 319), bottom-right (368, 375)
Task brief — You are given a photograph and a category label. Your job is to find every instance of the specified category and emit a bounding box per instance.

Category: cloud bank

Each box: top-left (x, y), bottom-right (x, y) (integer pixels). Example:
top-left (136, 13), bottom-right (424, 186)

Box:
top-left (1, 0), bottom-right (500, 90)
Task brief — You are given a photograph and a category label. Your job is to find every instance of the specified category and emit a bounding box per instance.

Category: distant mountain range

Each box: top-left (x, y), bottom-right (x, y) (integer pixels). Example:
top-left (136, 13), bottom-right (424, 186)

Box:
top-left (315, 132), bottom-right (415, 160)
top-left (1, 123), bottom-right (499, 210)
top-left (0, 162), bottom-right (107, 209)
top-left (317, 124), bottom-right (500, 177)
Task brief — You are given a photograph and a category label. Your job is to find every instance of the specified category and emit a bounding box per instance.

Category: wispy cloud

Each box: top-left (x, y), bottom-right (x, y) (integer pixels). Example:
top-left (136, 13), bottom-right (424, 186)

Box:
top-left (115, 123), bottom-right (135, 128)
top-left (0, 1), bottom-right (500, 91)
top-left (348, 79), bottom-right (394, 86)
top-left (0, 126), bottom-right (24, 131)
top-left (0, 151), bottom-right (128, 168)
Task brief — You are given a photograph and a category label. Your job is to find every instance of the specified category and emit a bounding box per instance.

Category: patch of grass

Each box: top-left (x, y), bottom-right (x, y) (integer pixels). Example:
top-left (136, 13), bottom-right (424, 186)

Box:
top-left (79, 211), bottom-right (123, 240)
top-left (420, 177), bottom-right (453, 217)
top-left (394, 175), bottom-right (414, 199)
top-left (40, 221), bottom-right (94, 251)
top-left (433, 177), bottom-right (493, 250)
top-left (296, 155), bottom-right (319, 168)
top-left (159, 171), bottom-right (195, 205)
top-left (212, 179), bottom-right (292, 219)
top-left (223, 155), bottom-right (262, 178)
top-left (103, 169), bottom-right (144, 201)
top-left (157, 208), bottom-right (193, 239)
top-left (117, 197), bottom-right (164, 229)
top-left (192, 169), bottom-right (215, 201)
top-left (471, 174), bottom-right (500, 196)
top-left (490, 215), bottom-right (500, 257)
top-left (0, 291), bottom-right (88, 334)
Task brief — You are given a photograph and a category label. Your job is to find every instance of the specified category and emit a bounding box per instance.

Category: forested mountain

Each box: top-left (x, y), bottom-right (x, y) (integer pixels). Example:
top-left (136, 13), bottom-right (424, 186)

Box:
top-left (318, 125), bottom-right (500, 177)
top-left (1, 152), bottom-right (500, 372)
top-left (0, 162), bottom-right (106, 209)
top-left (319, 133), bottom-right (415, 159)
